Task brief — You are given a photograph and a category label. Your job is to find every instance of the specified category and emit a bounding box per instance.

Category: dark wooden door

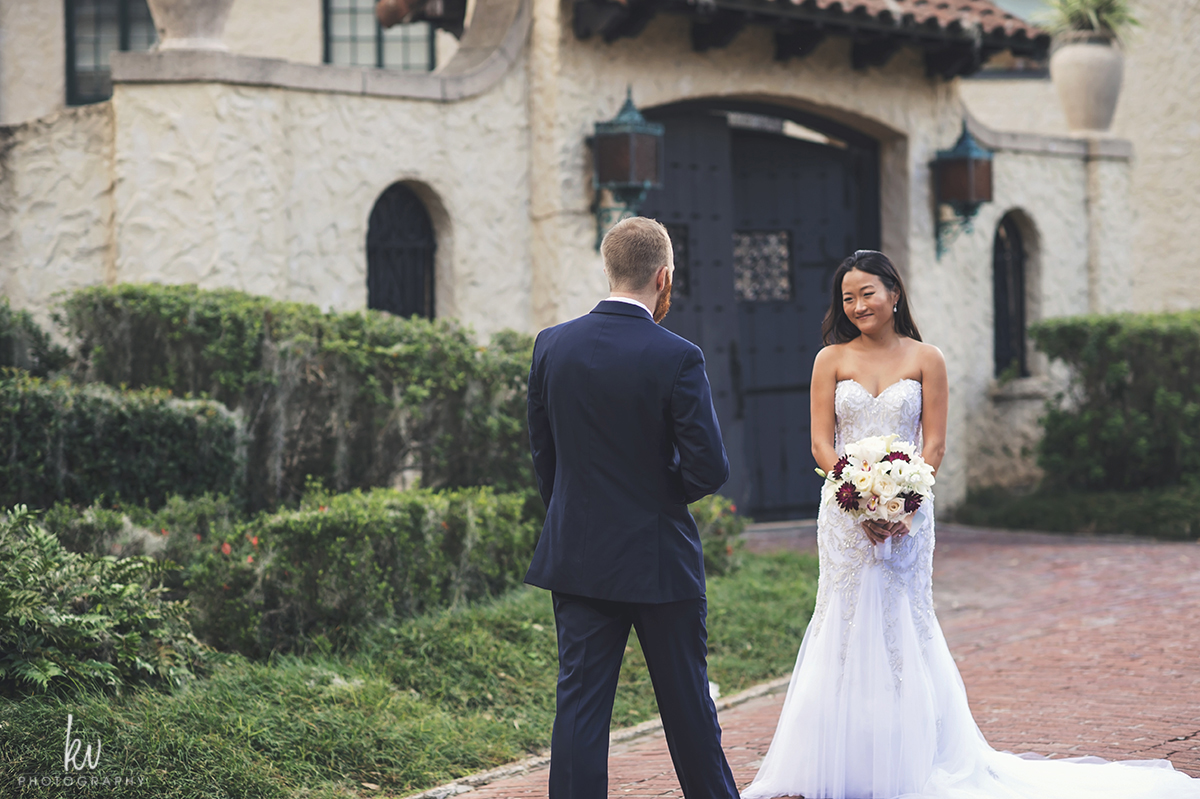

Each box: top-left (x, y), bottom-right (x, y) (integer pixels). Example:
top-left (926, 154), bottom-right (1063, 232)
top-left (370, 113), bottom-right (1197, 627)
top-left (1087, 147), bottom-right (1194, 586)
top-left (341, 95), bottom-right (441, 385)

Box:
top-left (731, 129), bottom-right (874, 519)
top-left (642, 108), bottom-right (878, 519)
top-left (641, 112), bottom-right (749, 506)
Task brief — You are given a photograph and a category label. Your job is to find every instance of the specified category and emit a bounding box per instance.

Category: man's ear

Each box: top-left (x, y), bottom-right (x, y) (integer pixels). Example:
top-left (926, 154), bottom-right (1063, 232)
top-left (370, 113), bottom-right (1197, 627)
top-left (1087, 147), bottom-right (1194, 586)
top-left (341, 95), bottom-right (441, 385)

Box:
top-left (656, 265), bottom-right (668, 292)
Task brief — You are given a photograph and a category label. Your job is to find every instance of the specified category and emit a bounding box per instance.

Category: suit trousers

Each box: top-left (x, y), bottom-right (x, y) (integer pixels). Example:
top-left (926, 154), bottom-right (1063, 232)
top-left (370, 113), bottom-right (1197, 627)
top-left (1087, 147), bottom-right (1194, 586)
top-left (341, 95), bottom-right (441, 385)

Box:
top-left (549, 592), bottom-right (739, 799)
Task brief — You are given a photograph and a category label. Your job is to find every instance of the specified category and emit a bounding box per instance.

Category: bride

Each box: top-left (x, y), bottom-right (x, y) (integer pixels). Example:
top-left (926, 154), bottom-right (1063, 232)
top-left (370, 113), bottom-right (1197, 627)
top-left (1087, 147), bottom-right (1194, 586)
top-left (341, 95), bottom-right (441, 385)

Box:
top-left (740, 250), bottom-right (1200, 799)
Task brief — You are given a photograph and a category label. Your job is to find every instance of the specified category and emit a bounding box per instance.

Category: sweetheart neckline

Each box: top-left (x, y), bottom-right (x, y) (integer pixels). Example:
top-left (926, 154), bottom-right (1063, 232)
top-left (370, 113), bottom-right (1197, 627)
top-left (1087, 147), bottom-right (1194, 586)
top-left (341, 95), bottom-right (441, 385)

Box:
top-left (837, 377), bottom-right (921, 400)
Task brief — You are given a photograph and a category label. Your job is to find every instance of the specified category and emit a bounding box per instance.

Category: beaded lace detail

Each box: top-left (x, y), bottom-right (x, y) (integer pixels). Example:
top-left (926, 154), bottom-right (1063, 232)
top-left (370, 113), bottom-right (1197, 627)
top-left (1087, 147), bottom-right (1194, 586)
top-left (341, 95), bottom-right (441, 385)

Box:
top-left (810, 379), bottom-right (936, 684)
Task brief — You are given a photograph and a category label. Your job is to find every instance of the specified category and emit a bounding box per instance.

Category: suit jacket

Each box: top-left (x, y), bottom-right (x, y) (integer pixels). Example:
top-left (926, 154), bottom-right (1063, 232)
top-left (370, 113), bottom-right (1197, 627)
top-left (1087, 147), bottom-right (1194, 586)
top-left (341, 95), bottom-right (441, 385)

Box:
top-left (524, 300), bottom-right (730, 603)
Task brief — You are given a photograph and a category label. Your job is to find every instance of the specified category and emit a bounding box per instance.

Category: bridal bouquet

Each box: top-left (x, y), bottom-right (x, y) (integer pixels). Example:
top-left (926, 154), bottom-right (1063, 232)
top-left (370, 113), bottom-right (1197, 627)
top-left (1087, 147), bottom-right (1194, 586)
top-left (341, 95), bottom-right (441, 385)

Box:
top-left (816, 433), bottom-right (935, 524)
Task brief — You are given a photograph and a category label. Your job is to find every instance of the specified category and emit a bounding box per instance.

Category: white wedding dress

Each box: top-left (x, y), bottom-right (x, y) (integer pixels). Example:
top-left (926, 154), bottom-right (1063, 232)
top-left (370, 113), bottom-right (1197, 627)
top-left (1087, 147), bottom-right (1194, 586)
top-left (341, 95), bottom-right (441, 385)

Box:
top-left (741, 378), bottom-right (1200, 799)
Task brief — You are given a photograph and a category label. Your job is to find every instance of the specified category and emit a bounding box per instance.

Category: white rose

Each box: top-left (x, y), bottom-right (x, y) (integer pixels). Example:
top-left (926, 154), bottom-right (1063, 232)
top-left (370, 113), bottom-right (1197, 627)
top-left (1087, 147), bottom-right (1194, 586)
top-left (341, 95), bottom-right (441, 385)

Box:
top-left (884, 497), bottom-right (905, 519)
top-left (852, 470), bottom-right (873, 493)
top-left (872, 474), bottom-right (900, 500)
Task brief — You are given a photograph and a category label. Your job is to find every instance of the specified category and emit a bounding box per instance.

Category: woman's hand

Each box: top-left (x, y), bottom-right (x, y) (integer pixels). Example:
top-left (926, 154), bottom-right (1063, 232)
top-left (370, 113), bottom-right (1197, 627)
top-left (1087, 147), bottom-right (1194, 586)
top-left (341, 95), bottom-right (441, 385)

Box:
top-left (861, 515), bottom-right (912, 545)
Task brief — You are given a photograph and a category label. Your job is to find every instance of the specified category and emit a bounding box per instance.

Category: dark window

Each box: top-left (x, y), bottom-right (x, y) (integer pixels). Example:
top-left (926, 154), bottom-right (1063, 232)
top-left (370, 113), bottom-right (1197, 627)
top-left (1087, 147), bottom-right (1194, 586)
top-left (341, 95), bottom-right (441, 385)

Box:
top-left (324, 0), bottom-right (436, 71)
top-left (664, 223), bottom-right (690, 298)
top-left (993, 214), bottom-right (1028, 378)
top-left (66, 0), bottom-right (156, 105)
top-left (367, 184), bottom-right (436, 319)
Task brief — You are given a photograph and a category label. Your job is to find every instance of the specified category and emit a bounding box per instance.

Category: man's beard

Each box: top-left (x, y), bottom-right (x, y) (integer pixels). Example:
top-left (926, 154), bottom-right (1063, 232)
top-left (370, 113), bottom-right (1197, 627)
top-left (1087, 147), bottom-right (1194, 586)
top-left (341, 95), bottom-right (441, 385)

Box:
top-left (653, 272), bottom-right (673, 323)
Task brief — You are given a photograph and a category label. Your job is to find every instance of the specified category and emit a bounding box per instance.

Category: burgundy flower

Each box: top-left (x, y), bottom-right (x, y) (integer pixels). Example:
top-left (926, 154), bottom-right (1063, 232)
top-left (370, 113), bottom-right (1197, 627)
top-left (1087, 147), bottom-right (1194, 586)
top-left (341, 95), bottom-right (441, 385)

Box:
top-left (901, 491), bottom-right (923, 513)
top-left (836, 482), bottom-right (861, 512)
top-left (831, 455), bottom-right (850, 480)
top-left (883, 451), bottom-right (911, 463)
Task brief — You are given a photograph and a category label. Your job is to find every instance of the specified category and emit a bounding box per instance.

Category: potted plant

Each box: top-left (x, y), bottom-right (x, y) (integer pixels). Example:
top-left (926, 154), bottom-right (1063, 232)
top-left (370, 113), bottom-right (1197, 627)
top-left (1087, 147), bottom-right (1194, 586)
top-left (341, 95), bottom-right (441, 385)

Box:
top-left (145, 0), bottom-right (237, 51)
top-left (1041, 0), bottom-right (1140, 132)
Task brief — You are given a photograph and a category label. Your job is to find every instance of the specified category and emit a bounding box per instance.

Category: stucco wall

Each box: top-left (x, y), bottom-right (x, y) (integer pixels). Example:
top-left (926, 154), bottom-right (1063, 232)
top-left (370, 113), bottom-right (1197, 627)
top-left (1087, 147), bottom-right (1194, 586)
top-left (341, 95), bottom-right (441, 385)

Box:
top-left (109, 66), bottom-right (532, 336)
top-left (0, 104), bottom-right (114, 331)
top-left (0, 0), bottom-right (1134, 512)
top-left (0, 0), bottom-right (67, 126)
top-left (224, 0), bottom-right (324, 64)
top-left (959, 0), bottom-right (1200, 312)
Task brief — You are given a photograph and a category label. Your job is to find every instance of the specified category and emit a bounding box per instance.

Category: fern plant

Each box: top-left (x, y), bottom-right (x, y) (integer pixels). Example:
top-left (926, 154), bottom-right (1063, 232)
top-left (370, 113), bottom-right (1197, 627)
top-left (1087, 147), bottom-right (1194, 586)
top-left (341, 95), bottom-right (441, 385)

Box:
top-left (1038, 0), bottom-right (1140, 42)
top-left (0, 505), bottom-right (210, 694)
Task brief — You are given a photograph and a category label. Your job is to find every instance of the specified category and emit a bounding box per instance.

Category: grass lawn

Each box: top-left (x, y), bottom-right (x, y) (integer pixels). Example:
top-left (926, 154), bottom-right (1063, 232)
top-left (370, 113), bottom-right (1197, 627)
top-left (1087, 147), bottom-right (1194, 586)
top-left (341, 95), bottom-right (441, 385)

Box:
top-left (0, 550), bottom-right (817, 798)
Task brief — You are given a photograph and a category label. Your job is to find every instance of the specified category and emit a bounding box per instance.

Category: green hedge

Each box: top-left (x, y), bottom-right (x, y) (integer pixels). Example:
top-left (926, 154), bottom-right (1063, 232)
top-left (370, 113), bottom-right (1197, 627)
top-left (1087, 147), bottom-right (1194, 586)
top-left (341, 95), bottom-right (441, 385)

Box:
top-left (954, 485), bottom-right (1200, 540)
top-left (0, 505), bottom-right (209, 695)
top-left (182, 486), bottom-right (541, 656)
top-left (38, 490), bottom-right (739, 658)
top-left (0, 370), bottom-right (241, 510)
top-left (0, 298), bottom-right (69, 377)
top-left (61, 284), bottom-right (533, 509)
top-left (1031, 311), bottom-right (1200, 491)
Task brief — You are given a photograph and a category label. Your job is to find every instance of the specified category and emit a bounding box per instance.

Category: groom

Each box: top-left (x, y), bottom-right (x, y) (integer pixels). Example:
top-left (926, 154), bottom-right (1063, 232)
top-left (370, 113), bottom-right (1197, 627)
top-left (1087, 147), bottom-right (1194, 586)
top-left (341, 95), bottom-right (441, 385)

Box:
top-left (525, 217), bottom-right (739, 799)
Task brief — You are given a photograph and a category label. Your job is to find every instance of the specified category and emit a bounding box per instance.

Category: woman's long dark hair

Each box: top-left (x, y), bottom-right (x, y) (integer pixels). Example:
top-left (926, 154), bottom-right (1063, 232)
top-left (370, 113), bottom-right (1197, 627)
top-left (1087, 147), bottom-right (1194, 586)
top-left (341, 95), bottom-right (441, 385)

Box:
top-left (820, 250), bottom-right (922, 345)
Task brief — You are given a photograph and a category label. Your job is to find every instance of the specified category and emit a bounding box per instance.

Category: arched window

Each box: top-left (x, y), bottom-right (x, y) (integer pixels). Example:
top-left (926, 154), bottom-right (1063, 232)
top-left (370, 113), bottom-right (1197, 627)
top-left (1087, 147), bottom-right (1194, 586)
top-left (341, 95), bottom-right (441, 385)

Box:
top-left (993, 214), bottom-right (1027, 378)
top-left (367, 184), bottom-right (436, 320)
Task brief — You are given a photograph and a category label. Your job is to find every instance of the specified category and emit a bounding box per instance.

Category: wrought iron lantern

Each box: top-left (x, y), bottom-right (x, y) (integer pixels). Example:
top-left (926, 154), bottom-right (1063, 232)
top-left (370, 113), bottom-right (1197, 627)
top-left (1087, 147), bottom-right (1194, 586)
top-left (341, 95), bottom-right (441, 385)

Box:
top-left (932, 121), bottom-right (993, 258)
top-left (591, 88), bottom-right (664, 247)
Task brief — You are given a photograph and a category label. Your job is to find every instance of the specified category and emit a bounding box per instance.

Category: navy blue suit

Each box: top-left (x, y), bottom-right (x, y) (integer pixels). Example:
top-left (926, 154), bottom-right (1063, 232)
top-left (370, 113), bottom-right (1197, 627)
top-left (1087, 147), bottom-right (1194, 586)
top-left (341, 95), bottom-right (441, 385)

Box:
top-left (525, 300), bottom-right (738, 799)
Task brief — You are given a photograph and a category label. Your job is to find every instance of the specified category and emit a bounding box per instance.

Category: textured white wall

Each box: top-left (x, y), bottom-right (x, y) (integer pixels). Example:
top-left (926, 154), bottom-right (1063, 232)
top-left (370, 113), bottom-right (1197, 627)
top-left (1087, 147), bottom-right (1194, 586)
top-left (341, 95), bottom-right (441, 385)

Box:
top-left (959, 0), bottom-right (1200, 312)
top-left (0, 0), bottom-right (1130, 509)
top-left (0, 0), bottom-right (67, 125)
top-left (109, 66), bottom-right (532, 337)
top-left (0, 104), bottom-right (114, 331)
top-left (223, 0), bottom-right (324, 64)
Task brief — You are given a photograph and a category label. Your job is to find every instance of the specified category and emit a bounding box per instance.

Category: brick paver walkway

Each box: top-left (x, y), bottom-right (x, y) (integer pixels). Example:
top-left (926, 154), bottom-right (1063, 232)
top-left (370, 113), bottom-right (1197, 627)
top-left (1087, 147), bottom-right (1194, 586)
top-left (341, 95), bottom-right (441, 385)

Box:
top-left (457, 523), bottom-right (1200, 798)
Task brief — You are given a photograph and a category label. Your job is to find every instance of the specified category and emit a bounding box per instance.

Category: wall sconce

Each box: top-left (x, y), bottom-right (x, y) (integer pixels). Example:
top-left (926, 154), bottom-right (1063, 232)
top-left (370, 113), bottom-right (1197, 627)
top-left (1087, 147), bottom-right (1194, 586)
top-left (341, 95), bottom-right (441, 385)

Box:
top-left (932, 121), bottom-right (993, 258)
top-left (591, 88), bottom-right (664, 248)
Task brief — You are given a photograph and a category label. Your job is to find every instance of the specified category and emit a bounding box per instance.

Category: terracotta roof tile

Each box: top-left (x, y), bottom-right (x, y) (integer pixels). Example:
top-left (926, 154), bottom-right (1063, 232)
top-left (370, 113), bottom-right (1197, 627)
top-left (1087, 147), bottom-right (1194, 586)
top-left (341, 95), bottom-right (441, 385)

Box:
top-left (790, 0), bottom-right (1044, 41)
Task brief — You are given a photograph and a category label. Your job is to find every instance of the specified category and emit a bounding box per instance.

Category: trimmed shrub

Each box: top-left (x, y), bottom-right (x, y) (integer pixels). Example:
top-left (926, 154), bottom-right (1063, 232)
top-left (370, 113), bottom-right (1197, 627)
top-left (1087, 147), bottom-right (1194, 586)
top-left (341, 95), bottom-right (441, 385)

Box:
top-left (691, 494), bottom-right (747, 575)
top-left (954, 485), bottom-right (1200, 540)
top-left (0, 371), bottom-right (241, 510)
top-left (0, 298), bottom-right (69, 377)
top-left (60, 284), bottom-right (533, 509)
top-left (0, 505), bottom-right (209, 694)
top-left (1031, 311), bottom-right (1200, 490)
top-left (183, 486), bottom-right (540, 656)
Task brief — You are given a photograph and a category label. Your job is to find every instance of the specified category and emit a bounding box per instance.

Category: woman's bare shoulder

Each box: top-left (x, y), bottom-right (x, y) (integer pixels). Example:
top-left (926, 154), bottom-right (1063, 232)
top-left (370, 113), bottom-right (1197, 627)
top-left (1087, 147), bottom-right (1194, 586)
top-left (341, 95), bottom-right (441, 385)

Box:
top-left (813, 343), bottom-right (847, 374)
top-left (911, 341), bottom-right (946, 378)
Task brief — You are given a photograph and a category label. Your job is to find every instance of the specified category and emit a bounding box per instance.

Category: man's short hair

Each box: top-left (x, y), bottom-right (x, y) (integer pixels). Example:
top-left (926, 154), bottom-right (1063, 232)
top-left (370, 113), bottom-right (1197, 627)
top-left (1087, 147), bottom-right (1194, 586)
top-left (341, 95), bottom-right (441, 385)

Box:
top-left (601, 217), bottom-right (671, 292)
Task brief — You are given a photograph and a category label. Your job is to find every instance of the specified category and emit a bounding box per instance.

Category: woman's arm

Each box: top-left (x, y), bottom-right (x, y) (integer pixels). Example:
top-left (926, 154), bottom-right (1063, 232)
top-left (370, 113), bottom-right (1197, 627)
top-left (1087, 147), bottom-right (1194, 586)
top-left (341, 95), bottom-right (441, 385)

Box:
top-left (810, 346), bottom-right (840, 475)
top-left (919, 344), bottom-right (949, 474)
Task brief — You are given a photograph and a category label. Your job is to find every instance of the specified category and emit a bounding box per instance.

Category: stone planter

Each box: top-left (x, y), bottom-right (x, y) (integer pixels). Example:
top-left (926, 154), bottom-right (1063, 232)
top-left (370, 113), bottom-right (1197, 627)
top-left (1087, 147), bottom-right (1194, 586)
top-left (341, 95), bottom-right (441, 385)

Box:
top-left (146, 0), bottom-right (237, 51)
top-left (1050, 33), bottom-right (1124, 132)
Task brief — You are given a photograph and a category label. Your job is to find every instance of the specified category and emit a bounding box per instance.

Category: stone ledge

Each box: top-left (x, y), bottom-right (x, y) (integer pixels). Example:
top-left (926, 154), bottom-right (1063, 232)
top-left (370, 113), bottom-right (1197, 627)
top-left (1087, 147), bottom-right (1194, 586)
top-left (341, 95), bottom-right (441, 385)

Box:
top-left (988, 374), bottom-right (1055, 402)
top-left (967, 113), bottom-right (1133, 161)
top-left (111, 0), bottom-right (529, 102)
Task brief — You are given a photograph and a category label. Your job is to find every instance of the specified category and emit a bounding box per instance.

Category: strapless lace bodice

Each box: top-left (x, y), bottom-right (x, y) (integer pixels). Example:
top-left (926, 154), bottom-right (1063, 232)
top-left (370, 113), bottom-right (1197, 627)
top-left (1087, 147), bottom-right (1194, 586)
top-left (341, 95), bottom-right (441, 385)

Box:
top-left (834, 378), bottom-right (923, 453)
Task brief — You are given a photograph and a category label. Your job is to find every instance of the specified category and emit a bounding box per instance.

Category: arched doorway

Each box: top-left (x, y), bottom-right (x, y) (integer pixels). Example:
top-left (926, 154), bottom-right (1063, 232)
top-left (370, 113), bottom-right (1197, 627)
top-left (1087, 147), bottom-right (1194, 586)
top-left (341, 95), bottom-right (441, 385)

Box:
top-left (641, 102), bottom-right (880, 519)
top-left (367, 183), bottom-right (436, 319)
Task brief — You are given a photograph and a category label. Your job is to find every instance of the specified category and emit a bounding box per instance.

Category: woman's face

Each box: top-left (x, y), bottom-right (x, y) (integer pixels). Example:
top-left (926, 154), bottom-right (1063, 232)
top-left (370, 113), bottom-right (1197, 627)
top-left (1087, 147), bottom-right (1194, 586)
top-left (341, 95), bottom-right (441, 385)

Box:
top-left (841, 268), bottom-right (898, 336)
